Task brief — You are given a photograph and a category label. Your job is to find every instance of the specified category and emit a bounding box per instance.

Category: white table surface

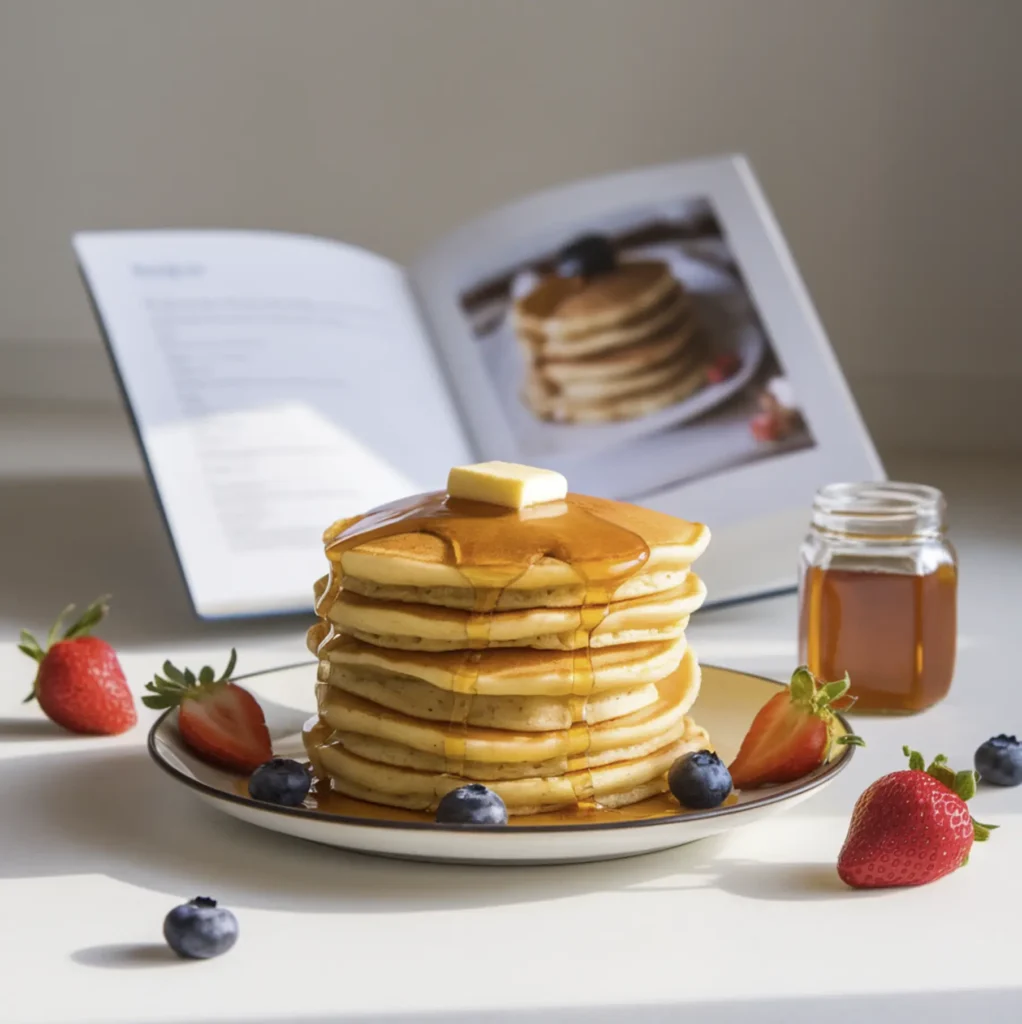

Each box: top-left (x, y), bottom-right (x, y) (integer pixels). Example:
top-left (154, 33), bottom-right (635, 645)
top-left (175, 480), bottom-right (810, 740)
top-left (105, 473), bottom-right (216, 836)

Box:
top-left (1, 454), bottom-right (1020, 1024)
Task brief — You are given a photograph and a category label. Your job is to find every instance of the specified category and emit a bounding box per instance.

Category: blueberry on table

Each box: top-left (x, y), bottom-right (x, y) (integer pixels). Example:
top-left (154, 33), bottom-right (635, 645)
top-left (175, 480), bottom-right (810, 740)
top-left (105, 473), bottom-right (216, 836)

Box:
top-left (436, 784), bottom-right (508, 825)
top-left (163, 897), bottom-right (238, 960)
top-left (248, 758), bottom-right (312, 806)
top-left (975, 735), bottom-right (1022, 786)
top-left (555, 234), bottom-right (617, 279)
top-left (668, 750), bottom-right (733, 809)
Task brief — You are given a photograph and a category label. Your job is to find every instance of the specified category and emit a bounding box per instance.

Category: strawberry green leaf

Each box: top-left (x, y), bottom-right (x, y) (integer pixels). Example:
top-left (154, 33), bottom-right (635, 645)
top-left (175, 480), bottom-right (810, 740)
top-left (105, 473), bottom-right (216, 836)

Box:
top-left (144, 650), bottom-right (240, 709)
top-left (788, 666), bottom-right (815, 703)
top-left (17, 638), bottom-right (44, 663)
top-left (953, 769), bottom-right (978, 802)
top-left (162, 661), bottom-right (185, 684)
top-left (903, 747), bottom-right (926, 772)
top-left (45, 605), bottom-right (74, 646)
top-left (928, 762), bottom-right (957, 791)
top-left (973, 820), bottom-right (998, 843)
top-left (819, 676), bottom-right (851, 705)
top-left (141, 694), bottom-right (172, 710)
top-left (220, 648), bottom-right (238, 683)
top-left (62, 595), bottom-right (110, 641)
top-left (835, 734), bottom-right (866, 747)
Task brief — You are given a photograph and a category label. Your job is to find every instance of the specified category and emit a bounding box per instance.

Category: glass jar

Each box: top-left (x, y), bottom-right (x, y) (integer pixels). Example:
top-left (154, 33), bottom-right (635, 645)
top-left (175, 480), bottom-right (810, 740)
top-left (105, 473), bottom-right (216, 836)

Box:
top-left (798, 482), bottom-right (957, 714)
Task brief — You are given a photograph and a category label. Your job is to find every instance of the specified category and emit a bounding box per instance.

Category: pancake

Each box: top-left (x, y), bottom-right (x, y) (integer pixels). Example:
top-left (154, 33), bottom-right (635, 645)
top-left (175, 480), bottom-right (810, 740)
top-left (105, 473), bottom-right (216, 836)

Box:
top-left (338, 566), bottom-right (690, 610)
top-left (513, 260), bottom-right (680, 341)
top-left (319, 492), bottom-right (710, 598)
top-left (526, 356), bottom-right (709, 425)
top-left (529, 336), bottom-right (707, 405)
top-left (314, 649), bottom-right (700, 760)
top-left (312, 633), bottom-right (689, 696)
top-left (317, 670), bottom-right (660, 731)
top-left (324, 576), bottom-right (705, 651)
top-left (306, 718), bottom-right (711, 815)
top-left (533, 318), bottom-right (698, 387)
top-left (519, 289), bottom-right (693, 360)
top-left (326, 715), bottom-right (691, 779)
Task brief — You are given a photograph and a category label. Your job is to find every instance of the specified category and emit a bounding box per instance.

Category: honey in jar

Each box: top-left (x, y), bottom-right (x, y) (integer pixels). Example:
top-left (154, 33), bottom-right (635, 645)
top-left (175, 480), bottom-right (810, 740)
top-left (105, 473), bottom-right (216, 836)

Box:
top-left (798, 483), bottom-right (957, 714)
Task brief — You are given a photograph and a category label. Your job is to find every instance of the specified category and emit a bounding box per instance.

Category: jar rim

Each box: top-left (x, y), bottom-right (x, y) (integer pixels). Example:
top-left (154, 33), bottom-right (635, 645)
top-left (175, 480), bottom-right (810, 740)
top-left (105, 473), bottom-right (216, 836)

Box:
top-left (812, 481), bottom-right (945, 538)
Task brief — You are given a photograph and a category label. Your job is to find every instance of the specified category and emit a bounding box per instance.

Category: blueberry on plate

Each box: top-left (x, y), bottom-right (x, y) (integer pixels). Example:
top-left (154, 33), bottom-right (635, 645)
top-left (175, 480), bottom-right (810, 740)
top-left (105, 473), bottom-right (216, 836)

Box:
top-left (668, 750), bottom-right (733, 809)
top-left (975, 735), bottom-right (1022, 786)
top-left (555, 234), bottom-right (617, 279)
top-left (164, 897), bottom-right (238, 960)
top-left (436, 784), bottom-right (508, 825)
top-left (248, 758), bottom-right (311, 806)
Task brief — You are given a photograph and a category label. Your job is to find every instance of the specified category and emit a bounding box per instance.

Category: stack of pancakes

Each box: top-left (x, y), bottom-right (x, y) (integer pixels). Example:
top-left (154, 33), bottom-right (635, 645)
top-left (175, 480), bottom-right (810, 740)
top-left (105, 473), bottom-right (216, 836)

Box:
top-left (304, 490), bottom-right (712, 816)
top-left (513, 259), bottom-right (709, 424)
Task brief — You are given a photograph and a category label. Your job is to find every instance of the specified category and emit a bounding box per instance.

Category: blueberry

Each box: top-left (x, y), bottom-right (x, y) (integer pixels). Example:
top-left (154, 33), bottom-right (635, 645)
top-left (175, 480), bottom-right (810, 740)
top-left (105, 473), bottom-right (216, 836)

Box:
top-left (668, 750), bottom-right (733, 809)
top-left (555, 234), bottom-right (617, 278)
top-left (163, 897), bottom-right (238, 960)
top-left (975, 735), bottom-right (1022, 787)
top-left (436, 784), bottom-right (508, 825)
top-left (248, 758), bottom-right (311, 806)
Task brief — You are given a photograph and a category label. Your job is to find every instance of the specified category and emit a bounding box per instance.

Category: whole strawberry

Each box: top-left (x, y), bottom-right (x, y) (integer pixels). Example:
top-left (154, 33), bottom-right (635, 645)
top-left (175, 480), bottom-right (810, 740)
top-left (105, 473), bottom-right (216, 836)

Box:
top-left (18, 596), bottom-right (137, 735)
top-left (838, 747), bottom-right (996, 889)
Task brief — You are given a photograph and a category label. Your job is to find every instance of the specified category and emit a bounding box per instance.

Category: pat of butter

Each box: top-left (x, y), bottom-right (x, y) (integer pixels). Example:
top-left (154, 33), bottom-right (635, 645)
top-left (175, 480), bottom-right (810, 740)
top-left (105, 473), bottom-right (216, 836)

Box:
top-left (447, 461), bottom-right (568, 509)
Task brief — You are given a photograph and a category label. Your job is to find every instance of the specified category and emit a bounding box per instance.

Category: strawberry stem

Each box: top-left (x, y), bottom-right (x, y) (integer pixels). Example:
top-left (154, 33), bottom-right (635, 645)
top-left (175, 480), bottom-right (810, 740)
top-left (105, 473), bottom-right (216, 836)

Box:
top-left (142, 649), bottom-right (239, 710)
top-left (18, 595), bottom-right (111, 702)
top-left (789, 667), bottom-right (865, 757)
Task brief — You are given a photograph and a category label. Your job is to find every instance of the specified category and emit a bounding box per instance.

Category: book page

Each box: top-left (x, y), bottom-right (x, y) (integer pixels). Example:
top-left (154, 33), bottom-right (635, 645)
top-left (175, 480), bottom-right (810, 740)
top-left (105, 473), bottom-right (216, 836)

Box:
top-left (75, 231), bottom-right (471, 619)
top-left (410, 157), bottom-right (881, 605)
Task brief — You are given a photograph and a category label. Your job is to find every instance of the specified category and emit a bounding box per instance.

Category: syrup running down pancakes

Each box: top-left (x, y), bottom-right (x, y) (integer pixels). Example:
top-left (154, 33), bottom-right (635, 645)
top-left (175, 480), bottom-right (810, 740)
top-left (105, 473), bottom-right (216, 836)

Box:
top-left (303, 469), bottom-right (712, 816)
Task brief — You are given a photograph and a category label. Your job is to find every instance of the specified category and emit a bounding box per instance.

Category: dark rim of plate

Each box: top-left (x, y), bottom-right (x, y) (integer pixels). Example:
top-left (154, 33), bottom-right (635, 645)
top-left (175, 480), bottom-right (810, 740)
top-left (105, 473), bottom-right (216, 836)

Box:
top-left (146, 660), bottom-right (857, 835)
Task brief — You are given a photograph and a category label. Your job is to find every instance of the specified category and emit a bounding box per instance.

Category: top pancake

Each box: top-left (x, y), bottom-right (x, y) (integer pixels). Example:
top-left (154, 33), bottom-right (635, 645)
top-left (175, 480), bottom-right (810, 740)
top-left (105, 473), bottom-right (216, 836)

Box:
top-left (513, 260), bottom-right (680, 341)
top-left (319, 491), bottom-right (710, 604)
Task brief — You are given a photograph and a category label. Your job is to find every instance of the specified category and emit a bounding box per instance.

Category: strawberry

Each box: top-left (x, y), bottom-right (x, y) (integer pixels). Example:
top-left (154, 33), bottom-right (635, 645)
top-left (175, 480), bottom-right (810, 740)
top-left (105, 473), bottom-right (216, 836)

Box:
top-left (838, 747), bottom-right (997, 889)
top-left (707, 352), bottom-right (741, 384)
top-left (750, 411), bottom-right (781, 442)
top-left (728, 666), bottom-right (864, 789)
top-left (18, 596), bottom-right (137, 735)
top-left (142, 650), bottom-right (272, 773)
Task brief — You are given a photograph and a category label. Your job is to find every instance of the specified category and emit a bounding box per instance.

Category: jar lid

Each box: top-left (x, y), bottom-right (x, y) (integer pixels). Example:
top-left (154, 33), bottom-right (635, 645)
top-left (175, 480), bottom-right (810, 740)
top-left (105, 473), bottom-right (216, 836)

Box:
top-left (812, 482), bottom-right (946, 538)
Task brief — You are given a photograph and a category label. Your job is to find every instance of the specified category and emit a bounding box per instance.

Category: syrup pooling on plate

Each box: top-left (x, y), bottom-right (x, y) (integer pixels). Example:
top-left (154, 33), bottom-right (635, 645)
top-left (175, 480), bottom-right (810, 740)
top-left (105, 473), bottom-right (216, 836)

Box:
top-left (318, 490), bottom-right (653, 804)
top-left (298, 782), bottom-right (738, 826)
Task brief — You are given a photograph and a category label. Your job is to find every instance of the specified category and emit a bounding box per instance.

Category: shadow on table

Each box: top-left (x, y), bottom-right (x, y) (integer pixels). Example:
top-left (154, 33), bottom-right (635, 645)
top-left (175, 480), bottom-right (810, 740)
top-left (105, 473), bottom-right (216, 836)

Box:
top-left (71, 943), bottom-right (179, 969)
top-left (3, 744), bottom-right (891, 918)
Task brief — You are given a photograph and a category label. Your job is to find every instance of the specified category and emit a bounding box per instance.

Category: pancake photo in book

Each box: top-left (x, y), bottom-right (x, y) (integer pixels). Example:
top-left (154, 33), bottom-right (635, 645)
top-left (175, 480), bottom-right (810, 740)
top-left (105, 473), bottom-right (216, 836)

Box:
top-left (457, 199), bottom-right (813, 491)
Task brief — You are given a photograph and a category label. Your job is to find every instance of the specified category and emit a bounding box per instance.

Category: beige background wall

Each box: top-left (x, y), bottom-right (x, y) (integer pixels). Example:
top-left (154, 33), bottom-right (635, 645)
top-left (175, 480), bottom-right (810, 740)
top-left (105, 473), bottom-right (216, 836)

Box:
top-left (1, 0), bottom-right (1020, 452)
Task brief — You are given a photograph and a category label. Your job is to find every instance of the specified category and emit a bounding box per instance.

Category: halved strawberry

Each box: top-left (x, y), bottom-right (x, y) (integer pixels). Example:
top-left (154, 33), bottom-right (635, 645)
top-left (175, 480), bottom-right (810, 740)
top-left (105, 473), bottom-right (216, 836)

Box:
top-left (142, 650), bottom-right (272, 773)
top-left (729, 666), bottom-right (864, 788)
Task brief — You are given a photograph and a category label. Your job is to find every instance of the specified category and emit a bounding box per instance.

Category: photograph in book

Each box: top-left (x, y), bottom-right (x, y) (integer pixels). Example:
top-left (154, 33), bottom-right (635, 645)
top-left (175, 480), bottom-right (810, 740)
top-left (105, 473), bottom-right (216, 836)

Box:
top-left (457, 197), bottom-right (815, 500)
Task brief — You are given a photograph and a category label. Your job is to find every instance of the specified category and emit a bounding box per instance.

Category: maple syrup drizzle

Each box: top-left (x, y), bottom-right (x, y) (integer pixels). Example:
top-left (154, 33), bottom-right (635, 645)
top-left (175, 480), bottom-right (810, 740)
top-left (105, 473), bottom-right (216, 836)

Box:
top-left (317, 491), bottom-right (652, 808)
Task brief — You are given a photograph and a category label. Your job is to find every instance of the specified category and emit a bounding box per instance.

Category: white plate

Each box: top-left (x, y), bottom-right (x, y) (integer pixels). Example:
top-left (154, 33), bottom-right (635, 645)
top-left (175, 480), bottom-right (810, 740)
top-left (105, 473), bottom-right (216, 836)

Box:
top-left (148, 662), bottom-right (854, 865)
top-left (478, 249), bottom-right (767, 464)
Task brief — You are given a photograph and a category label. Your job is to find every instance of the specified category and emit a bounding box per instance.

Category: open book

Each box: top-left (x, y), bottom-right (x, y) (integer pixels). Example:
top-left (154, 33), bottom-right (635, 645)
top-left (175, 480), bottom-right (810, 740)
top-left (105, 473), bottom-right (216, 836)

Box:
top-left (74, 155), bottom-right (882, 620)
